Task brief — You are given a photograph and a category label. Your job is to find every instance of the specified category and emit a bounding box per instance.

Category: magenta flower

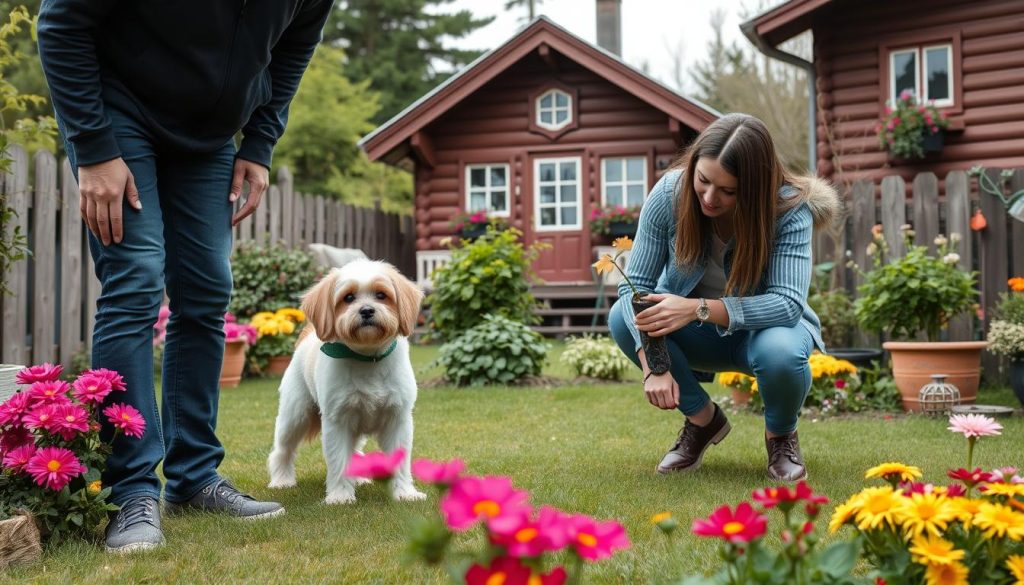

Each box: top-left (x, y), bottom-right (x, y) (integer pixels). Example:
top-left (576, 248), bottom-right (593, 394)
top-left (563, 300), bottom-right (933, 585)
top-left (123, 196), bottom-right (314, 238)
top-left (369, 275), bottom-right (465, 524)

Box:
top-left (16, 363), bottom-right (63, 385)
top-left (565, 514), bottom-right (630, 561)
top-left (2, 444), bottom-right (37, 472)
top-left (103, 403), bottom-right (146, 438)
top-left (344, 449), bottom-right (406, 480)
top-left (52, 403), bottom-right (90, 441)
top-left (948, 414), bottom-right (1002, 438)
top-left (692, 502), bottom-right (768, 544)
top-left (440, 476), bottom-right (531, 532)
top-left (991, 467), bottom-right (1024, 484)
top-left (944, 484), bottom-right (967, 497)
top-left (28, 380), bottom-right (71, 405)
top-left (72, 374), bottom-right (114, 405)
top-left (0, 426), bottom-right (33, 453)
top-left (225, 322), bottom-right (258, 346)
top-left (25, 446), bottom-right (86, 491)
top-left (84, 368), bottom-right (127, 392)
top-left (0, 391), bottom-right (32, 426)
top-left (947, 467), bottom-right (994, 489)
top-left (490, 505), bottom-right (573, 557)
top-left (22, 404), bottom-right (61, 434)
top-left (411, 458), bottom-right (465, 486)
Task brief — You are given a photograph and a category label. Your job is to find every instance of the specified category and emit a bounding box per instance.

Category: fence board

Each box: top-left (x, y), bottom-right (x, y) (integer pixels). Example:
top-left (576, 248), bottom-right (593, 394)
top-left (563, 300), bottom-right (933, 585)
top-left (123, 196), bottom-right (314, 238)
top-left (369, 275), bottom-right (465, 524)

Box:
top-left (980, 169), bottom-right (1008, 380)
top-left (945, 171), bottom-right (972, 341)
top-left (85, 255), bottom-right (99, 356)
top-left (294, 191), bottom-right (305, 246)
top-left (343, 204), bottom-right (354, 248)
top-left (880, 176), bottom-right (907, 259)
top-left (268, 185), bottom-right (282, 246)
top-left (912, 172), bottom-right (939, 253)
top-left (239, 200), bottom-right (253, 243)
top-left (254, 188), bottom-right (267, 245)
top-left (850, 180), bottom-right (876, 347)
top-left (315, 195), bottom-right (325, 244)
top-left (326, 200), bottom-right (337, 246)
top-left (280, 168), bottom-right (294, 247)
top-left (1012, 170), bottom-right (1024, 279)
top-left (2, 146), bottom-right (29, 365)
top-left (59, 159), bottom-right (83, 369)
top-left (32, 151), bottom-right (58, 364)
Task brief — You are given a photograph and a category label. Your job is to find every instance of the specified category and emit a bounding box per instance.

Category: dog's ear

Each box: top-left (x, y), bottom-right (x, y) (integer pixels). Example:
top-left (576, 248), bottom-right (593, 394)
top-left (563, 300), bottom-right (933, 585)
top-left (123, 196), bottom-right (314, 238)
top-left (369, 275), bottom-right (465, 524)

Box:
top-left (301, 270), bottom-right (339, 342)
top-left (386, 265), bottom-right (423, 337)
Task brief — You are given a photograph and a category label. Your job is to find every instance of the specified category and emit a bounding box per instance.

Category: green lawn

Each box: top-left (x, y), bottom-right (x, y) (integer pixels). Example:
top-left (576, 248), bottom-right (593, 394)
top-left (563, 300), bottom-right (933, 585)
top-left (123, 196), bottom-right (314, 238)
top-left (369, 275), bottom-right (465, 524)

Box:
top-left (4, 343), bottom-right (1021, 584)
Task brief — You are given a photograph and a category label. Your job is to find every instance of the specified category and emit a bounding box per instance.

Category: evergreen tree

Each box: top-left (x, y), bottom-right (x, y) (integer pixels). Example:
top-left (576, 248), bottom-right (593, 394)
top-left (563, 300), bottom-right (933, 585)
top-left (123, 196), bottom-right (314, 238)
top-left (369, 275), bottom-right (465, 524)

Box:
top-left (325, 0), bottom-right (493, 124)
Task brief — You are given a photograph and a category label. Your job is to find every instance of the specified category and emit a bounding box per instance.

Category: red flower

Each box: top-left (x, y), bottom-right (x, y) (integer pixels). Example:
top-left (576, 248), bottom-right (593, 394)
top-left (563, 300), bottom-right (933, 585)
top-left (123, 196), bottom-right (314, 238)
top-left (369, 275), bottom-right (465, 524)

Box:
top-left (1, 444), bottom-right (37, 472)
top-left (52, 403), bottom-right (90, 441)
top-left (103, 403), bottom-right (146, 438)
top-left (464, 556), bottom-right (531, 585)
top-left (692, 502), bottom-right (768, 543)
top-left (72, 374), bottom-right (113, 405)
top-left (83, 368), bottom-right (127, 392)
top-left (0, 426), bottom-right (33, 453)
top-left (15, 363), bottom-right (63, 385)
top-left (834, 379), bottom-right (846, 389)
top-left (947, 467), bottom-right (994, 489)
top-left (565, 514), bottom-right (630, 561)
top-left (751, 481), bottom-right (828, 510)
top-left (25, 446), bottom-right (86, 491)
top-left (343, 449), bottom-right (405, 480)
top-left (0, 391), bottom-right (32, 426)
top-left (944, 484), bottom-right (967, 497)
top-left (411, 458), bottom-right (465, 486)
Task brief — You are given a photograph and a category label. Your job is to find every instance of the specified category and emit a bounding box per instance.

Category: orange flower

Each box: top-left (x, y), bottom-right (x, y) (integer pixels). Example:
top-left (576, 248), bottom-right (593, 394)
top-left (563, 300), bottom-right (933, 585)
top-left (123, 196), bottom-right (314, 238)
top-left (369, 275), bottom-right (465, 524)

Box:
top-left (593, 254), bottom-right (617, 276)
top-left (612, 236), bottom-right (633, 251)
top-left (1009, 277), bottom-right (1024, 292)
top-left (970, 209), bottom-right (987, 232)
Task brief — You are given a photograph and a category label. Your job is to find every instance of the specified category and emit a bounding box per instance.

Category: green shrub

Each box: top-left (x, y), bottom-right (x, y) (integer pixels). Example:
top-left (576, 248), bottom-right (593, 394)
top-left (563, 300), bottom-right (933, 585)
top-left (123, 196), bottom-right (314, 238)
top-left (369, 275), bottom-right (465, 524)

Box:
top-left (434, 315), bottom-right (549, 386)
top-left (560, 334), bottom-right (634, 381)
top-left (229, 242), bottom-right (322, 320)
top-left (425, 227), bottom-right (543, 341)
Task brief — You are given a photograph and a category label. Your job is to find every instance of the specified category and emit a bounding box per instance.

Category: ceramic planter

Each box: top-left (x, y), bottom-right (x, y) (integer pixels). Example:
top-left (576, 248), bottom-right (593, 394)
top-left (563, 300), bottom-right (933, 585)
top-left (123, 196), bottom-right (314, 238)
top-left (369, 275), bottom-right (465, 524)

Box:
top-left (631, 296), bottom-right (670, 375)
top-left (220, 339), bottom-right (247, 389)
top-left (882, 340), bottom-right (988, 412)
top-left (266, 354), bottom-right (292, 376)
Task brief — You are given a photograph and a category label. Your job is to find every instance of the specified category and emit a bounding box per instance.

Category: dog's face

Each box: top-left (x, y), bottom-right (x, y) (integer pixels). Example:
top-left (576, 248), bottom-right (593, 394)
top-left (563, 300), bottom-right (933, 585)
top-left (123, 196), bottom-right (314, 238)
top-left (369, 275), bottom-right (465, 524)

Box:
top-left (301, 260), bottom-right (423, 350)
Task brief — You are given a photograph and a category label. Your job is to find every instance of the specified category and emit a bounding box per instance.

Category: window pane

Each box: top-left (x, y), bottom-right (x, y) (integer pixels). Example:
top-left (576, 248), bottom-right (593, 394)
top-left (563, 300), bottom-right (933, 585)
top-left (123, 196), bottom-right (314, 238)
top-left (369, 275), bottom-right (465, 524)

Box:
top-left (491, 191), bottom-right (507, 212)
top-left (605, 184), bottom-right (622, 205)
top-left (560, 162), bottom-right (576, 181)
top-left (555, 92), bottom-right (568, 108)
top-left (470, 192), bottom-right (486, 210)
top-left (540, 93), bottom-right (552, 109)
top-left (540, 111), bottom-right (552, 125)
top-left (626, 184), bottom-right (645, 206)
top-left (541, 207), bottom-right (556, 226)
top-left (560, 207), bottom-right (577, 226)
top-left (540, 185), bottom-right (556, 203)
top-left (490, 167), bottom-right (506, 187)
top-left (893, 50), bottom-right (917, 101)
top-left (560, 184), bottom-right (576, 203)
top-left (470, 168), bottom-right (486, 188)
top-left (539, 163), bottom-right (555, 182)
top-left (925, 47), bottom-right (950, 102)
top-left (604, 159), bottom-right (622, 182)
top-left (555, 110), bottom-right (568, 125)
top-left (626, 158), bottom-right (645, 181)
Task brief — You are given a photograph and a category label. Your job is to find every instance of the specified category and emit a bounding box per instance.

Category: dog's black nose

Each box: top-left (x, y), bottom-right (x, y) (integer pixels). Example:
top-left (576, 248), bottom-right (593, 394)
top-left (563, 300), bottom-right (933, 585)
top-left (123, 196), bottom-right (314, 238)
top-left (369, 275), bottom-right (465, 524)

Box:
top-left (359, 306), bottom-right (376, 320)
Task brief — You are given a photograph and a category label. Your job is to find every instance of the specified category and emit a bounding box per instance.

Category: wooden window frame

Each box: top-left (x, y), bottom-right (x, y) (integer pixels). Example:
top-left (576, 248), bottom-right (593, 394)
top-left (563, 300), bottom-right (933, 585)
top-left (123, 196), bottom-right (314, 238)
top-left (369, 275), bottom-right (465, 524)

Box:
top-left (464, 163), bottom-right (512, 218)
top-left (533, 156), bottom-right (582, 232)
top-left (600, 156), bottom-right (648, 208)
top-left (878, 28), bottom-right (962, 115)
top-left (527, 81), bottom-right (579, 141)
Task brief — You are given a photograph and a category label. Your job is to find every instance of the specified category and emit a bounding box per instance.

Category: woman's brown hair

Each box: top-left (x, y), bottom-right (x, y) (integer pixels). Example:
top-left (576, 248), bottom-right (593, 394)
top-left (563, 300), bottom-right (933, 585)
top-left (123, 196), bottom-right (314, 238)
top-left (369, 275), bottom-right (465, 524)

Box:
top-left (672, 113), bottom-right (793, 296)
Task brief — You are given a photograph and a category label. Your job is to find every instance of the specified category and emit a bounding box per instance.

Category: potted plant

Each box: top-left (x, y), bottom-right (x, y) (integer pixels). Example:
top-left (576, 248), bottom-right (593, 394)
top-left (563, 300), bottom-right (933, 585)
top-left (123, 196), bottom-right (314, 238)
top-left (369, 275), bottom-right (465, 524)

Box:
top-left (589, 204), bottom-right (641, 242)
top-left (807, 262), bottom-right (883, 369)
top-left (853, 225), bottom-right (984, 411)
top-left (987, 277), bottom-right (1024, 407)
top-left (717, 371), bottom-right (758, 407)
top-left (450, 210), bottom-right (507, 241)
top-left (221, 314), bottom-right (256, 388)
top-left (876, 90), bottom-right (950, 160)
top-left (248, 308), bottom-right (305, 376)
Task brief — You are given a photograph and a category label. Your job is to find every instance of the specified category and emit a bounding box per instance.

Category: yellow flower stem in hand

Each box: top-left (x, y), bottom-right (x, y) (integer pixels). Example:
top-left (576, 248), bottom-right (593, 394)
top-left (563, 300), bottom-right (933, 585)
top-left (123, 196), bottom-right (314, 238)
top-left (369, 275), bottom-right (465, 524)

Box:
top-left (593, 236), bottom-right (641, 297)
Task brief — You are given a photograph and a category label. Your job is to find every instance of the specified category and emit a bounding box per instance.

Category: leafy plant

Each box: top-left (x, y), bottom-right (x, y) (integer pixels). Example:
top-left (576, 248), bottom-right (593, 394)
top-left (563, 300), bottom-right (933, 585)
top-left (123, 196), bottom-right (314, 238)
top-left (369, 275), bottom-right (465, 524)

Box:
top-left (589, 204), bottom-right (640, 236)
top-left (560, 334), bottom-right (634, 381)
top-left (853, 227), bottom-right (977, 341)
top-left (876, 90), bottom-right (949, 159)
top-left (807, 262), bottom-right (856, 349)
top-left (425, 227), bottom-right (543, 341)
top-left (988, 278), bottom-right (1024, 360)
top-left (228, 242), bottom-right (322, 320)
top-left (433, 315), bottom-right (549, 386)
top-left (246, 308), bottom-right (305, 375)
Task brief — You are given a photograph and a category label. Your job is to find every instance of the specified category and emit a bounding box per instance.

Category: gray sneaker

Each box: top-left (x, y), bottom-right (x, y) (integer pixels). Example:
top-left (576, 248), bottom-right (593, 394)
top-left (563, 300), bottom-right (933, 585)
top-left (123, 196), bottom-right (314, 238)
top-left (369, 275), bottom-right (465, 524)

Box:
top-left (164, 478), bottom-right (285, 520)
top-left (105, 496), bottom-right (165, 554)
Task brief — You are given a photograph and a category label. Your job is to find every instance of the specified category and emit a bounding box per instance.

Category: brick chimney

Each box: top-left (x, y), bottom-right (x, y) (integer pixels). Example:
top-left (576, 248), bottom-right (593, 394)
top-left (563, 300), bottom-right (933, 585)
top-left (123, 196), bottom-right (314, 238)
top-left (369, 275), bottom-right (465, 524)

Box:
top-left (596, 0), bottom-right (622, 56)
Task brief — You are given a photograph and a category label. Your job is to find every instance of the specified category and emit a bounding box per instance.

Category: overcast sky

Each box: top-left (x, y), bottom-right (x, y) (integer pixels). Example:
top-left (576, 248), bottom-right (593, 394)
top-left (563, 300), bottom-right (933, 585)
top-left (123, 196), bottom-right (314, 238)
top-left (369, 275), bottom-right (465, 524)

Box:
top-left (445, 0), bottom-right (783, 95)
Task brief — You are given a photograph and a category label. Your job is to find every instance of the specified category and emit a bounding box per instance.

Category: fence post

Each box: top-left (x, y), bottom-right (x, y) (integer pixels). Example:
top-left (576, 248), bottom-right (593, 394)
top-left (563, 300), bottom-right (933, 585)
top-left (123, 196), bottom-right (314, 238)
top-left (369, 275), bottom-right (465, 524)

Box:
top-left (880, 175), bottom-right (907, 259)
top-left (32, 150), bottom-right (59, 365)
top-left (945, 171), bottom-right (972, 342)
top-left (59, 158), bottom-right (84, 370)
top-left (912, 172), bottom-right (939, 253)
top-left (2, 145), bottom-right (29, 365)
top-left (850, 179), bottom-right (876, 347)
top-left (980, 168), bottom-right (1009, 382)
top-left (279, 167), bottom-right (294, 247)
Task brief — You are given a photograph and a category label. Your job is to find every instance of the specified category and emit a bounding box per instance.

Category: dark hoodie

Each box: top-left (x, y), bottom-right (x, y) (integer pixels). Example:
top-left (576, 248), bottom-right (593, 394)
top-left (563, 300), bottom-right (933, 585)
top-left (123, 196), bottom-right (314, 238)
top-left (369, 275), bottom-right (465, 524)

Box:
top-left (37, 0), bottom-right (334, 168)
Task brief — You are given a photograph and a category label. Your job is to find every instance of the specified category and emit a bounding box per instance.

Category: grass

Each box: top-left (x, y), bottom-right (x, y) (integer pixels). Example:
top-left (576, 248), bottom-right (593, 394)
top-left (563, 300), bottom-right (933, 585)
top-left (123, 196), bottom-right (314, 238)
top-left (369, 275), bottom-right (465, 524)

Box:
top-left (4, 342), bottom-right (1022, 584)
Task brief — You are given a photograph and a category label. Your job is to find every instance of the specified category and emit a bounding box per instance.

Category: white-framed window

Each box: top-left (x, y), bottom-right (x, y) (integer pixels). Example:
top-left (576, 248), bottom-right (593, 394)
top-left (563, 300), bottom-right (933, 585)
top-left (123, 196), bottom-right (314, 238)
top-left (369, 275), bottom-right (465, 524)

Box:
top-left (535, 89), bottom-right (572, 130)
top-left (889, 44), bottom-right (953, 107)
top-left (465, 163), bottom-right (510, 216)
top-left (601, 157), bottom-right (647, 207)
top-left (534, 157), bottom-right (581, 231)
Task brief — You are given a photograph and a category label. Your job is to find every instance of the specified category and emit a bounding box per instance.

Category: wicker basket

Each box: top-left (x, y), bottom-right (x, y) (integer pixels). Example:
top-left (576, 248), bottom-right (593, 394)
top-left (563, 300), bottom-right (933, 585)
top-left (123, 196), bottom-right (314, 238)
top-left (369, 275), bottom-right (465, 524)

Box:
top-left (0, 512), bottom-right (42, 569)
top-left (0, 364), bottom-right (22, 402)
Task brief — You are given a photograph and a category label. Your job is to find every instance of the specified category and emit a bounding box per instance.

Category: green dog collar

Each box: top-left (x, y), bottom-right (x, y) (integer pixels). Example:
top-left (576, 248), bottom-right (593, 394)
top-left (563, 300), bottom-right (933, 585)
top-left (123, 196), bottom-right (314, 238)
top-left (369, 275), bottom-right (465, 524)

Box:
top-left (320, 340), bottom-right (398, 362)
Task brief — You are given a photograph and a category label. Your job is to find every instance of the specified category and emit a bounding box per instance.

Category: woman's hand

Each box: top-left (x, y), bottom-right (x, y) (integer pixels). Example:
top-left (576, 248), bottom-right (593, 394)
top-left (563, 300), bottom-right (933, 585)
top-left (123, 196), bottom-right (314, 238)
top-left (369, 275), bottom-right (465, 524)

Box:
top-left (634, 293), bottom-right (697, 337)
top-left (644, 372), bottom-right (679, 410)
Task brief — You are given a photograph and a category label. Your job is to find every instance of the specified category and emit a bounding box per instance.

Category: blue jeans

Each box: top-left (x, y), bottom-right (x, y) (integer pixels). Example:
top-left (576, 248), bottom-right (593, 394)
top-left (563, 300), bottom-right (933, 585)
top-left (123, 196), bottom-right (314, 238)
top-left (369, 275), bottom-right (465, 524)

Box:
top-left (62, 106), bottom-right (235, 505)
top-left (608, 297), bottom-right (813, 434)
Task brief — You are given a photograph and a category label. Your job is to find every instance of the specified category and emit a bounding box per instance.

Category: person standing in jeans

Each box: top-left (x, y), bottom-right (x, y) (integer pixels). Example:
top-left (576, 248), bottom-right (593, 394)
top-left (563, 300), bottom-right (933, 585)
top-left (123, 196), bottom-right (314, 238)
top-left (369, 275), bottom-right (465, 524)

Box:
top-left (608, 114), bottom-right (839, 482)
top-left (37, 0), bottom-right (334, 553)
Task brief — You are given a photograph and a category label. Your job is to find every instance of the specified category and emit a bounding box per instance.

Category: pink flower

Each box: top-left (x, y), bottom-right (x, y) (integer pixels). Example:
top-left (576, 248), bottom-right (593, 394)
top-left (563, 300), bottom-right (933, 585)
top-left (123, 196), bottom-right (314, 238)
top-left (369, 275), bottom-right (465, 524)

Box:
top-left (489, 506), bottom-right (572, 557)
top-left (16, 363), bottom-right (63, 385)
top-left (343, 449), bottom-right (405, 480)
top-left (25, 446), bottom-right (86, 491)
top-left (1, 443), bottom-right (36, 472)
top-left (84, 368), bottom-right (127, 392)
top-left (52, 403), bottom-right (90, 441)
top-left (225, 312), bottom-right (237, 323)
top-left (944, 484), bottom-right (967, 497)
top-left (990, 467), bottom-right (1024, 484)
top-left (930, 125), bottom-right (938, 133)
top-left (22, 404), bottom-right (61, 434)
top-left (947, 414), bottom-right (1002, 438)
top-left (884, 106), bottom-right (893, 115)
top-left (0, 426), bottom-right (33, 454)
top-left (565, 514), bottom-right (630, 561)
top-left (692, 502), bottom-right (768, 543)
top-left (440, 476), bottom-right (531, 531)
top-left (411, 458), bottom-right (465, 486)
top-left (225, 323), bottom-right (258, 346)
top-left (103, 403), bottom-right (146, 438)
top-left (751, 481), bottom-right (829, 510)
top-left (72, 374), bottom-right (113, 405)
top-left (900, 89), bottom-right (914, 101)
top-left (0, 391), bottom-right (32, 426)
top-left (28, 380), bottom-right (71, 405)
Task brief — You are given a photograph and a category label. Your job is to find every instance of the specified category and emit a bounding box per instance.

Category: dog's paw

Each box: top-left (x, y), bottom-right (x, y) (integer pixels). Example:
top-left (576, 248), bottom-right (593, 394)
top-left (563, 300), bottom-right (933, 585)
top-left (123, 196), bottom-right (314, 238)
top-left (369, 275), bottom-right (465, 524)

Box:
top-left (267, 477), bottom-right (297, 489)
top-left (354, 477), bottom-right (373, 486)
top-left (325, 491), bottom-right (357, 505)
top-left (392, 486), bottom-right (427, 502)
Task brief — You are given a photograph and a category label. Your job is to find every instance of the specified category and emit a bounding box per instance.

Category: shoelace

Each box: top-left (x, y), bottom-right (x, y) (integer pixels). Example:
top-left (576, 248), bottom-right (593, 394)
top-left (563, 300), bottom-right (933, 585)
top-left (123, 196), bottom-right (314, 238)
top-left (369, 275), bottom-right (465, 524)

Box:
top-left (769, 436), bottom-right (800, 462)
top-left (209, 479), bottom-right (253, 508)
top-left (672, 422), bottom-right (701, 454)
top-left (118, 497), bottom-right (156, 529)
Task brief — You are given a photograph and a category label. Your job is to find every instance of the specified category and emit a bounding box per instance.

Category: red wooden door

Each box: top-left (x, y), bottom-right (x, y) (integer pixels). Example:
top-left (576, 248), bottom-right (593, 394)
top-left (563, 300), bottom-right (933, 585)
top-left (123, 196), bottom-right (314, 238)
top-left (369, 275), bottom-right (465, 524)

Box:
top-left (525, 154), bottom-right (591, 282)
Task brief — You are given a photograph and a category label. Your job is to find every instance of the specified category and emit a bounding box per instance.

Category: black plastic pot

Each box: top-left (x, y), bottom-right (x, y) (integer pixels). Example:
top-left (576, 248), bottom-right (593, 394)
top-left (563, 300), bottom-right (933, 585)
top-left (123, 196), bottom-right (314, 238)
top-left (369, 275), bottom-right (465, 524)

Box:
top-left (607, 221), bottom-right (638, 238)
top-left (1011, 359), bottom-right (1024, 409)
top-left (459, 225), bottom-right (488, 240)
top-left (922, 129), bottom-right (944, 153)
top-left (828, 347), bottom-right (885, 370)
top-left (632, 296), bottom-right (671, 374)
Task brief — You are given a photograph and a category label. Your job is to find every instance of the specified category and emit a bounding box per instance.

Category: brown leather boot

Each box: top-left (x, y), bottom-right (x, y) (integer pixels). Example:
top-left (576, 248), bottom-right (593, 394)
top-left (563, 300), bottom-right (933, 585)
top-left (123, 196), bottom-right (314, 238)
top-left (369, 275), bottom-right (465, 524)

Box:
top-left (765, 431), bottom-right (807, 481)
top-left (656, 403), bottom-right (731, 474)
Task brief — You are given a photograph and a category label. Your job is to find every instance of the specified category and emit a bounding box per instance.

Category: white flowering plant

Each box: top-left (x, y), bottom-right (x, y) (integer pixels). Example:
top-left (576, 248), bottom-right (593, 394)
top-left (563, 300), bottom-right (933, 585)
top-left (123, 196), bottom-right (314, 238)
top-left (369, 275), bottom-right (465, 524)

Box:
top-left (988, 277), bottom-right (1024, 359)
top-left (560, 334), bottom-right (635, 381)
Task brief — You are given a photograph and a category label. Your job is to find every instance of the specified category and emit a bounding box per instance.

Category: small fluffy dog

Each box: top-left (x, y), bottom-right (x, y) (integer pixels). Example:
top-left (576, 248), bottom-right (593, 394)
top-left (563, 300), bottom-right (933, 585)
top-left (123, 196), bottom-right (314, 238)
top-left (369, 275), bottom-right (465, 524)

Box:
top-left (267, 259), bottom-right (426, 504)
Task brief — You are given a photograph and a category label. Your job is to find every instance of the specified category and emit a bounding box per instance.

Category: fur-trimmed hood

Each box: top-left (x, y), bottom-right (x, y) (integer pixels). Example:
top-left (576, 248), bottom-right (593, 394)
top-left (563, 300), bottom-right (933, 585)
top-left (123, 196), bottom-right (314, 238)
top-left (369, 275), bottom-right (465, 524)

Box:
top-left (780, 175), bottom-right (842, 229)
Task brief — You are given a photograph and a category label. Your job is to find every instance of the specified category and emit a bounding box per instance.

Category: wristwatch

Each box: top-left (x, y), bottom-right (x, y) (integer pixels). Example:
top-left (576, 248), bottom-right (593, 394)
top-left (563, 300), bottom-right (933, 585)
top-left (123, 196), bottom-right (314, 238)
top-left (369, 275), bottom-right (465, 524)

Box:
top-left (696, 298), bottom-right (711, 326)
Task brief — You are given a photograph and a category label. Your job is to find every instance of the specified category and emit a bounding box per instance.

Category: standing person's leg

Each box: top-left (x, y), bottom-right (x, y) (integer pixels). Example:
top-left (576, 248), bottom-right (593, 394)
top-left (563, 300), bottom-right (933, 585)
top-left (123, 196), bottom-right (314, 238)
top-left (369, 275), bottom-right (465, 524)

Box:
top-left (743, 325), bottom-right (814, 481)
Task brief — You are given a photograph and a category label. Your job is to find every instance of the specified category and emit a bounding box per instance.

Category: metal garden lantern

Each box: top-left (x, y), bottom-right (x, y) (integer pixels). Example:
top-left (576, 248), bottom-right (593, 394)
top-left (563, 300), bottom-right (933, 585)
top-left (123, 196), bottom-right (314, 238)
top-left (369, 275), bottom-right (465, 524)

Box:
top-left (918, 374), bottom-right (961, 415)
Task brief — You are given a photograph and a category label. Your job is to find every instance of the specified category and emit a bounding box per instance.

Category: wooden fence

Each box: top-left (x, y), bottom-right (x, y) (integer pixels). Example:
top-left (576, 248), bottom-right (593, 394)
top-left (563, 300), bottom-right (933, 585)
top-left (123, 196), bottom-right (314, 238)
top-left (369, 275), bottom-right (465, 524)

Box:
top-left (0, 145), bottom-right (415, 370)
top-left (814, 168), bottom-right (1023, 380)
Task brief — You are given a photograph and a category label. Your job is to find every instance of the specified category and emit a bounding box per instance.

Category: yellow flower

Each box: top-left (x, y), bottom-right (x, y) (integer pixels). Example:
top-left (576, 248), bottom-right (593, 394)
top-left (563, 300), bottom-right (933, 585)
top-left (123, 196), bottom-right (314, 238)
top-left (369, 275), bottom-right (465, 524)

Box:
top-left (948, 497), bottom-right (984, 529)
top-left (277, 318), bottom-right (296, 335)
top-left (612, 236), bottom-right (633, 251)
top-left (258, 321), bottom-right (281, 337)
top-left (899, 493), bottom-right (957, 539)
top-left (87, 480), bottom-right (102, 495)
top-left (829, 494), bottom-right (863, 533)
top-left (854, 486), bottom-right (909, 531)
top-left (650, 512), bottom-right (672, 524)
top-left (1005, 554), bottom-right (1024, 582)
top-left (865, 462), bottom-right (923, 483)
top-left (923, 561), bottom-right (969, 585)
top-left (275, 308), bottom-right (305, 323)
top-left (973, 502), bottom-right (1024, 540)
top-left (981, 482), bottom-right (1024, 499)
top-left (251, 311), bottom-right (275, 326)
top-left (593, 254), bottom-right (617, 276)
top-left (909, 534), bottom-right (964, 566)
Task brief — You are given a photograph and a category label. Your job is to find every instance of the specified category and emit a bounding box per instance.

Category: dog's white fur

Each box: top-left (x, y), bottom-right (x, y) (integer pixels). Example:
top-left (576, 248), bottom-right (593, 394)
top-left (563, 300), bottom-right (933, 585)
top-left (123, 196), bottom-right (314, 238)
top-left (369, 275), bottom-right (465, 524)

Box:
top-left (267, 259), bottom-right (426, 504)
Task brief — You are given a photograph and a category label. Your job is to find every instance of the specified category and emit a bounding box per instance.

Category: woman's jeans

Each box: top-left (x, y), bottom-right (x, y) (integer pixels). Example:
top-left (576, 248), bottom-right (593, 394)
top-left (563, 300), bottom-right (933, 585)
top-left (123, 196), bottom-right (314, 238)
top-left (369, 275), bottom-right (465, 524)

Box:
top-left (608, 297), bottom-right (813, 435)
top-left (62, 106), bottom-right (235, 506)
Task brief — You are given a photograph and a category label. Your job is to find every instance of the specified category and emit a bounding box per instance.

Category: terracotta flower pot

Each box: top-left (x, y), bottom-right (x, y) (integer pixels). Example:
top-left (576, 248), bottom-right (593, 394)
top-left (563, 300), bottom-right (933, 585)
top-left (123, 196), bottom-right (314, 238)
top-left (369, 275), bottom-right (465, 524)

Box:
top-left (266, 354), bottom-right (292, 376)
top-left (730, 388), bottom-right (752, 406)
top-left (220, 339), bottom-right (248, 389)
top-left (882, 341), bottom-right (989, 412)
top-left (631, 297), bottom-right (671, 375)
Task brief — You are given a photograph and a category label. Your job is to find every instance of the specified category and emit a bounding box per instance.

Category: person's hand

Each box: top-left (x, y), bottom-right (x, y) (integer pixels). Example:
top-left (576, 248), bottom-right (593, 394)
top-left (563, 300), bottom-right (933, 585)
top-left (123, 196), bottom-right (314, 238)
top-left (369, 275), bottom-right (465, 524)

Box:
top-left (78, 157), bottom-right (141, 246)
top-left (230, 158), bottom-right (269, 227)
top-left (644, 372), bottom-right (679, 409)
top-left (635, 293), bottom-right (697, 337)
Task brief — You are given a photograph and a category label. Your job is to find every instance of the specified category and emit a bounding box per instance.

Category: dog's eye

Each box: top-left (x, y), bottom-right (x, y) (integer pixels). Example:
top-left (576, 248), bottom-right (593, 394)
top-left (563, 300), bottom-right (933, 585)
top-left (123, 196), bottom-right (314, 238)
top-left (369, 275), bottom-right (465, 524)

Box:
top-left (375, 292), bottom-right (388, 301)
top-left (343, 293), bottom-right (355, 303)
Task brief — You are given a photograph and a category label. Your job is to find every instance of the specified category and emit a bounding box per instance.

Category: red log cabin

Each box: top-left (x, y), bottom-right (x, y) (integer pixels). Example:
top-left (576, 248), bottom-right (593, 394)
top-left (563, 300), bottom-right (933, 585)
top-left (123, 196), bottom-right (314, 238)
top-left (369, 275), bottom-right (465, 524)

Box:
top-left (358, 17), bottom-right (717, 288)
